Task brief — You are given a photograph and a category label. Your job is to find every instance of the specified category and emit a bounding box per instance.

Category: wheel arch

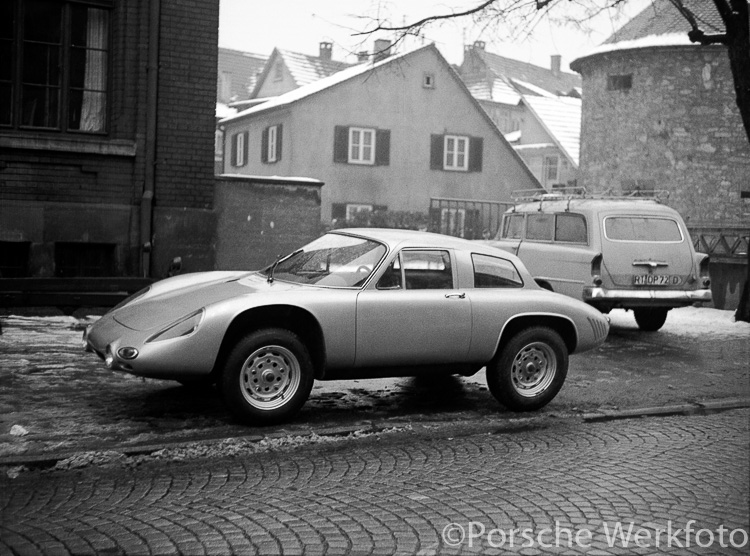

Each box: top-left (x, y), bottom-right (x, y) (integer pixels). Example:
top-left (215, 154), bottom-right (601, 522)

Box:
top-left (212, 305), bottom-right (326, 379)
top-left (495, 314), bottom-right (578, 356)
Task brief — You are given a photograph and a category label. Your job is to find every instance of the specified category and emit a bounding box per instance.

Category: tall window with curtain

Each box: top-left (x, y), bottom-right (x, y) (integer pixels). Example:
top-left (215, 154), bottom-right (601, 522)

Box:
top-left (1, 0), bottom-right (110, 134)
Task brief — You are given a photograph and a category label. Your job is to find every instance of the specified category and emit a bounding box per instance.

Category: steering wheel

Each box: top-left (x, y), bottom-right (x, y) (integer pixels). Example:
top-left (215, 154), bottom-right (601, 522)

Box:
top-left (356, 265), bottom-right (370, 275)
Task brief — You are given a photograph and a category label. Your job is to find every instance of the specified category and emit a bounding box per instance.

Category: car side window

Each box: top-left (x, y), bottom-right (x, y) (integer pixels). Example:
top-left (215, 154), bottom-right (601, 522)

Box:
top-left (376, 257), bottom-right (402, 289)
top-left (472, 254), bottom-right (523, 288)
top-left (526, 213), bottom-right (554, 241)
top-left (501, 213), bottom-right (524, 239)
top-left (555, 213), bottom-right (588, 243)
top-left (401, 250), bottom-right (453, 289)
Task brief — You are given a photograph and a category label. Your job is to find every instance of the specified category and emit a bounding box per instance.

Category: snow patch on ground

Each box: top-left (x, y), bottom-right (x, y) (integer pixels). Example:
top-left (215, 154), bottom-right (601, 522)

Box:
top-left (608, 307), bottom-right (750, 339)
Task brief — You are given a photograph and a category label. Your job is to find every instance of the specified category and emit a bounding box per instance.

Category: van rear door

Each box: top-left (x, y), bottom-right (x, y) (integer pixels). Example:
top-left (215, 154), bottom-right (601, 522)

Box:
top-left (600, 214), bottom-right (695, 290)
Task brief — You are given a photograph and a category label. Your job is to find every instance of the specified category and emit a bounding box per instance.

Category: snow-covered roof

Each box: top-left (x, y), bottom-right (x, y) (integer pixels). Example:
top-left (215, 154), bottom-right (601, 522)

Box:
top-left (216, 102), bottom-right (236, 119)
top-left (510, 79), bottom-right (557, 98)
top-left (276, 49), bottom-right (353, 88)
top-left (522, 95), bottom-right (581, 166)
top-left (221, 47), bottom-right (424, 124)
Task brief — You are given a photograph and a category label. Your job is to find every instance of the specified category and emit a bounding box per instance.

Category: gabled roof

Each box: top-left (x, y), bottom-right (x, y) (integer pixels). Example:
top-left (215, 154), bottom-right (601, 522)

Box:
top-left (250, 48), bottom-right (353, 98)
top-left (217, 48), bottom-right (268, 102)
top-left (463, 47), bottom-right (581, 98)
top-left (521, 96), bottom-right (581, 167)
top-left (572, 0), bottom-right (725, 68)
top-left (462, 75), bottom-right (521, 105)
top-left (220, 43), bottom-right (542, 189)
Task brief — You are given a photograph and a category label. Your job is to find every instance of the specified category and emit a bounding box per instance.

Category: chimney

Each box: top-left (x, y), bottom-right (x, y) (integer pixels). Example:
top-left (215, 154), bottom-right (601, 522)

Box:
top-left (357, 51), bottom-right (369, 62)
top-left (473, 40), bottom-right (486, 51)
top-left (551, 54), bottom-right (561, 77)
top-left (373, 39), bottom-right (391, 62)
top-left (319, 42), bottom-right (333, 61)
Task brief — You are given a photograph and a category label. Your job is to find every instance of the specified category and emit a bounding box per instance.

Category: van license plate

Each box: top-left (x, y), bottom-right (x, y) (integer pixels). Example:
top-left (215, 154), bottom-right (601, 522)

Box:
top-left (633, 274), bottom-right (679, 286)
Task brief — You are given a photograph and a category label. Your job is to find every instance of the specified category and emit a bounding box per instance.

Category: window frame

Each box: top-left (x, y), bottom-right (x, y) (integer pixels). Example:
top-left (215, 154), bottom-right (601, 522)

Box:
top-left (543, 155), bottom-right (560, 183)
top-left (2, 0), bottom-right (113, 134)
top-left (443, 134), bottom-right (469, 171)
top-left (267, 124), bottom-right (278, 162)
top-left (348, 126), bottom-right (376, 165)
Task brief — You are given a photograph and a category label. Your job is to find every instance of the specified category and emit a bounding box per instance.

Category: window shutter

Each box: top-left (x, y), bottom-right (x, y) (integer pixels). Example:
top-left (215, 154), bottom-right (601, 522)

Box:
top-left (375, 129), bottom-right (390, 166)
top-left (261, 127), bottom-right (269, 163)
top-left (276, 124), bottom-right (283, 160)
top-left (469, 136), bottom-right (483, 172)
top-left (333, 126), bottom-right (349, 163)
top-left (430, 134), bottom-right (443, 170)
top-left (231, 133), bottom-right (238, 166)
top-left (331, 203), bottom-right (347, 220)
top-left (241, 131), bottom-right (249, 167)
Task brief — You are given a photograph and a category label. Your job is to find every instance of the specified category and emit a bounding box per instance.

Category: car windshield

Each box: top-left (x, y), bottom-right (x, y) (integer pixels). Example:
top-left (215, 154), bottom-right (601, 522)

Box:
top-left (262, 233), bottom-right (387, 287)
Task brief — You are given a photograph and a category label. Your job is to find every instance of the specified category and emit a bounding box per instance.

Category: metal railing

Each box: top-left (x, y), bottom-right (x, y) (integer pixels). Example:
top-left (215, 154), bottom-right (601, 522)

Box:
top-left (688, 226), bottom-right (749, 263)
top-left (429, 198), bottom-right (513, 240)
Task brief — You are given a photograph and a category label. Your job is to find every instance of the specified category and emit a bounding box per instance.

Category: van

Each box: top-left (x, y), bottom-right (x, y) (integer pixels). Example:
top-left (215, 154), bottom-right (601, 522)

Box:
top-left (485, 190), bottom-right (712, 331)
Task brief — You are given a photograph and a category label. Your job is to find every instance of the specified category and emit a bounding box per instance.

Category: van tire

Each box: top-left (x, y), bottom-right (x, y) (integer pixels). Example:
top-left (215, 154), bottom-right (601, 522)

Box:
top-left (634, 308), bottom-right (669, 332)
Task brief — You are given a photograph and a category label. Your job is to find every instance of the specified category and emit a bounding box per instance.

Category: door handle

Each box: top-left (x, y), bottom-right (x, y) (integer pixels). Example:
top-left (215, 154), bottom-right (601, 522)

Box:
top-left (445, 293), bottom-right (466, 299)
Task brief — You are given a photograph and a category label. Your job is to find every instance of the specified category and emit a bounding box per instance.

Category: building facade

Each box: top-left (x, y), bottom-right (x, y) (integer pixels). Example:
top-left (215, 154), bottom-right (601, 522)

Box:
top-left (1, 0), bottom-right (220, 279)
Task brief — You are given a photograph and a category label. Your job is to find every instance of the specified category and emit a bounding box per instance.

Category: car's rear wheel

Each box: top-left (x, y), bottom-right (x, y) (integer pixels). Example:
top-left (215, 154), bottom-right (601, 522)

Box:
top-left (220, 328), bottom-right (314, 425)
top-left (633, 307), bottom-right (669, 331)
top-left (487, 327), bottom-right (568, 411)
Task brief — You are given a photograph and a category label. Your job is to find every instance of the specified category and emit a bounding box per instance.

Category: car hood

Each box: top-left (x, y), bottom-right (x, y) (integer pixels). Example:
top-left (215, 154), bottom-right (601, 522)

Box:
top-left (112, 272), bottom-right (299, 331)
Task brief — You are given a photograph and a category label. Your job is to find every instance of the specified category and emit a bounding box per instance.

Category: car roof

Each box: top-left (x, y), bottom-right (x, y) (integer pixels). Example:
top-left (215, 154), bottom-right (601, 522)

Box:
top-left (333, 228), bottom-right (515, 257)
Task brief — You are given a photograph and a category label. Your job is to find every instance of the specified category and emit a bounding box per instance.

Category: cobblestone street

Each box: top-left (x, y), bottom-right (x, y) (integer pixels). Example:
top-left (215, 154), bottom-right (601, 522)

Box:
top-left (1, 409), bottom-right (748, 555)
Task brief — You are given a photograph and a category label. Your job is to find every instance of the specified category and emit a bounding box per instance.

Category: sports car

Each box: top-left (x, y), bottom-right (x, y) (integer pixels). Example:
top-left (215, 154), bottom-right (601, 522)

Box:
top-left (84, 229), bottom-right (610, 424)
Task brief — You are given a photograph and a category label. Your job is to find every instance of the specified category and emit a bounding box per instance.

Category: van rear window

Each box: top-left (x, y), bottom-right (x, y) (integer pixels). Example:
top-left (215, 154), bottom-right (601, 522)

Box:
top-left (605, 217), bottom-right (683, 242)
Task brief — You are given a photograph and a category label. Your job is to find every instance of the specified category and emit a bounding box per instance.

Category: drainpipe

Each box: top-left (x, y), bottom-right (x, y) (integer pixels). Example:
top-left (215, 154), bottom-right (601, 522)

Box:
top-left (141, 0), bottom-right (160, 277)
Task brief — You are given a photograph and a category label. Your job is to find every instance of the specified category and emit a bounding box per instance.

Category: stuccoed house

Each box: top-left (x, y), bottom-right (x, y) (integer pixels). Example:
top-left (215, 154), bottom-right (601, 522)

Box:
top-left (570, 0), bottom-right (750, 310)
top-left (219, 43), bottom-right (541, 238)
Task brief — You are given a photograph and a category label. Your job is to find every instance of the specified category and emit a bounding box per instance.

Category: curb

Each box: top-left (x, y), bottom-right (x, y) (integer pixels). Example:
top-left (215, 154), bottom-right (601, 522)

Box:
top-left (582, 398), bottom-right (750, 423)
top-left (2, 400), bottom-right (748, 470)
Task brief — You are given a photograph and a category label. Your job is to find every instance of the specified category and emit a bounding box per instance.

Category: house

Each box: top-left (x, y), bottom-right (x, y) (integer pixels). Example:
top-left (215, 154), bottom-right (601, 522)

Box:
top-left (509, 95), bottom-right (581, 190)
top-left (219, 44), bottom-right (541, 236)
top-left (570, 0), bottom-right (750, 226)
top-left (250, 42), bottom-right (355, 100)
top-left (0, 0), bottom-right (220, 281)
top-left (458, 41), bottom-right (582, 189)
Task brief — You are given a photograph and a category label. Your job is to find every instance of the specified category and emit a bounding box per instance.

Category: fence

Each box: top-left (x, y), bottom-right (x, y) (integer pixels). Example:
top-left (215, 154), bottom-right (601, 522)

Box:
top-left (429, 198), bottom-right (513, 240)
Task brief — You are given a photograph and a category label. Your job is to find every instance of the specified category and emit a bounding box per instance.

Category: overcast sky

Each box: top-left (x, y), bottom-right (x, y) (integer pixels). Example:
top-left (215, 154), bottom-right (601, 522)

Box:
top-left (218, 0), bottom-right (652, 71)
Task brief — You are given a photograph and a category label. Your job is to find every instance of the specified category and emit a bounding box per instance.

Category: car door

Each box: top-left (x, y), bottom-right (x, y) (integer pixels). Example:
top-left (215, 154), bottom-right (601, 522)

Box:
top-left (354, 249), bottom-right (472, 367)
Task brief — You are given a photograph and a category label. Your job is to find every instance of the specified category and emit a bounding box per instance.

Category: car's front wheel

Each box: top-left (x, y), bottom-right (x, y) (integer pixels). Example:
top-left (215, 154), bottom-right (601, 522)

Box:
top-left (220, 328), bottom-right (314, 425)
top-left (487, 327), bottom-right (568, 411)
top-left (633, 307), bottom-right (669, 331)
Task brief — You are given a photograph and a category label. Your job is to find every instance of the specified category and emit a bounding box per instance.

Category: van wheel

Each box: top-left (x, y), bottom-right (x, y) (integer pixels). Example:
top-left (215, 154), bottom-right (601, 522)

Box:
top-left (487, 327), bottom-right (568, 411)
top-left (221, 328), bottom-right (314, 425)
top-left (634, 308), bottom-right (669, 332)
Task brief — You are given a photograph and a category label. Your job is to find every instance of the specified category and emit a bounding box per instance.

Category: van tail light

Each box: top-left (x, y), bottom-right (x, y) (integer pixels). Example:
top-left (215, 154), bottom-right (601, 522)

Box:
top-left (591, 253), bottom-right (603, 286)
top-left (698, 254), bottom-right (710, 288)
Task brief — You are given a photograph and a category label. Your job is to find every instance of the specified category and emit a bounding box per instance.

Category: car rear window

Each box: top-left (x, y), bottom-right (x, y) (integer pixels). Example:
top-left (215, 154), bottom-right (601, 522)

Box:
top-left (605, 217), bottom-right (683, 242)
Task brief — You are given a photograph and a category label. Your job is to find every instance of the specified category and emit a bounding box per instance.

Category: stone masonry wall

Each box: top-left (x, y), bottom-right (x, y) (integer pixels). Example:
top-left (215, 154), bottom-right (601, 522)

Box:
top-left (575, 45), bottom-right (750, 226)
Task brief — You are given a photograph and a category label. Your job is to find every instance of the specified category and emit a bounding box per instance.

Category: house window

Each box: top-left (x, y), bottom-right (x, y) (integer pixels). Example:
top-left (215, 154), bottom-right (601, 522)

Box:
top-left (349, 127), bottom-right (375, 164)
top-left (273, 62), bottom-right (283, 81)
top-left (423, 72), bottom-right (435, 89)
top-left (55, 242), bottom-right (115, 277)
top-left (430, 134), bottom-right (483, 172)
top-left (444, 135), bottom-right (469, 171)
top-left (1, 0), bottom-right (111, 132)
top-left (607, 74), bottom-right (632, 91)
top-left (0, 241), bottom-right (31, 277)
top-left (543, 155), bottom-right (559, 183)
top-left (231, 131), bottom-right (247, 167)
top-left (333, 125), bottom-right (390, 166)
top-left (262, 124), bottom-right (282, 163)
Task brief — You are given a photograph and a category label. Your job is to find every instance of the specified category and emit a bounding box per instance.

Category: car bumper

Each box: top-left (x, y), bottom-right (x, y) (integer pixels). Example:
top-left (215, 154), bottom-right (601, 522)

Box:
top-left (583, 287), bottom-right (712, 308)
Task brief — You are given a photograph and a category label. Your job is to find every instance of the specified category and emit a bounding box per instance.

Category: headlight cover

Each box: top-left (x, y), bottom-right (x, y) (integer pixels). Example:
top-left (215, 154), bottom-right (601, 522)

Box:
top-left (147, 309), bottom-right (204, 343)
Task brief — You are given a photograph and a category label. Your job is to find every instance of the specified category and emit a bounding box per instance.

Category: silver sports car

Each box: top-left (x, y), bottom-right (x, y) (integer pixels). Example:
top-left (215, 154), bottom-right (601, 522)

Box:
top-left (84, 229), bottom-right (610, 424)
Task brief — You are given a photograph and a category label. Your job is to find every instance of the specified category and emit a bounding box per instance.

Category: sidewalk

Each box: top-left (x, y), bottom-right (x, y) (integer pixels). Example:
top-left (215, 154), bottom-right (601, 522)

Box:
top-left (1, 306), bottom-right (748, 467)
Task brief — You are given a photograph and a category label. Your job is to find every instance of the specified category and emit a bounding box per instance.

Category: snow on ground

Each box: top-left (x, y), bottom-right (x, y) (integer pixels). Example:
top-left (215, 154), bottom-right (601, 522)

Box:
top-left (608, 306), bottom-right (750, 339)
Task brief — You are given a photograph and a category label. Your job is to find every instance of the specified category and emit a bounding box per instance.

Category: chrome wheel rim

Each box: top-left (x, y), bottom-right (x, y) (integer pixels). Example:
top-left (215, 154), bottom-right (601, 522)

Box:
top-left (240, 345), bottom-right (300, 409)
top-left (511, 342), bottom-right (556, 397)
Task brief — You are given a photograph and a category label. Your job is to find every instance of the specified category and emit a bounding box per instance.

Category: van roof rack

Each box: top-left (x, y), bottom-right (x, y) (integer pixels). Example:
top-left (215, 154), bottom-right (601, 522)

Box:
top-left (510, 187), bottom-right (670, 210)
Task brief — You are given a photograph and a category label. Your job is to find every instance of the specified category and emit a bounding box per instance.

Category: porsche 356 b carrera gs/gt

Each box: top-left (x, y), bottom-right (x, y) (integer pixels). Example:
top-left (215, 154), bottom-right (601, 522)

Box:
top-left (84, 229), bottom-right (609, 425)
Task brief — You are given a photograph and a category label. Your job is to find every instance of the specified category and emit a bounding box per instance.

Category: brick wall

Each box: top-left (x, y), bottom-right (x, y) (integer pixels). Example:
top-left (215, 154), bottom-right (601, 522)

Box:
top-left (574, 45), bottom-right (750, 226)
